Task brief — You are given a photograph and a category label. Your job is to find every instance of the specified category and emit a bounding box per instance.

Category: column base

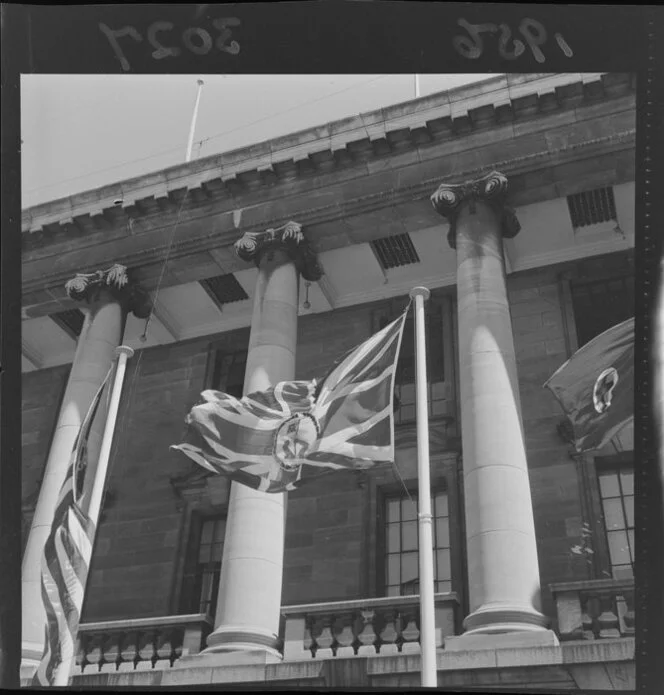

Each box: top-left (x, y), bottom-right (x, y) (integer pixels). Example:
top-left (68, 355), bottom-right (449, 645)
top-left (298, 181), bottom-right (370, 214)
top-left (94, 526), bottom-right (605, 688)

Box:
top-left (462, 603), bottom-right (550, 635)
top-left (174, 648), bottom-right (282, 670)
top-left (201, 626), bottom-right (282, 660)
top-left (445, 629), bottom-right (559, 652)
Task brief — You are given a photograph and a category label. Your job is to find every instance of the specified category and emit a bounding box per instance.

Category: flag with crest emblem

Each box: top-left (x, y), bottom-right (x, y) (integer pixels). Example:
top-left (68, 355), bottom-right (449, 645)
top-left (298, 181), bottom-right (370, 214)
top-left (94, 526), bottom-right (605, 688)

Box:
top-left (544, 317), bottom-right (634, 453)
top-left (173, 310), bottom-right (409, 492)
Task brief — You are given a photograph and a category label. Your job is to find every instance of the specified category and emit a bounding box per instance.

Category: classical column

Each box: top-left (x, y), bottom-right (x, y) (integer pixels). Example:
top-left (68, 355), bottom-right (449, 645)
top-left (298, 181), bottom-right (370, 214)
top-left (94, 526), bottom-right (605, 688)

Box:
top-left (21, 265), bottom-right (151, 671)
top-left (202, 222), bottom-right (322, 657)
top-left (431, 172), bottom-right (553, 641)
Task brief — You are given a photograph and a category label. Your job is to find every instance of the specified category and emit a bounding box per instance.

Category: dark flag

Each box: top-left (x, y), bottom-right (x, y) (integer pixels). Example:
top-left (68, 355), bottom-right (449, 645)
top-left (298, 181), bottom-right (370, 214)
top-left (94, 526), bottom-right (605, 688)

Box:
top-left (172, 310), bottom-right (408, 493)
top-left (544, 317), bottom-right (634, 453)
top-left (32, 368), bottom-right (113, 686)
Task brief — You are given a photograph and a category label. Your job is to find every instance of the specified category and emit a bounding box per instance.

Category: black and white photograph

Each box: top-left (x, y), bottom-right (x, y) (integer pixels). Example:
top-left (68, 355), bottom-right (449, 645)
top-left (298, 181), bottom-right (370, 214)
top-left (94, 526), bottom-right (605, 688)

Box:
top-left (2, 3), bottom-right (662, 691)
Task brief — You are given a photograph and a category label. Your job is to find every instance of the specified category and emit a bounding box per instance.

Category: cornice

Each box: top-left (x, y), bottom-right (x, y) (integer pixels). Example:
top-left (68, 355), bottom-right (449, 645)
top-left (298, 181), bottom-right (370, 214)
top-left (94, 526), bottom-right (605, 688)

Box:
top-left (21, 72), bottom-right (633, 245)
top-left (21, 126), bottom-right (635, 303)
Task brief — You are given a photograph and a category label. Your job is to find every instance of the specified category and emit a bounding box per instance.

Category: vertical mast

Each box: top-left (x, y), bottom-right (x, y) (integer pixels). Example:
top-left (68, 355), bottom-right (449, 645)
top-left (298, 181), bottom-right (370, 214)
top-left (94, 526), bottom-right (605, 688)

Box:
top-left (185, 79), bottom-right (205, 163)
top-left (410, 286), bottom-right (437, 687)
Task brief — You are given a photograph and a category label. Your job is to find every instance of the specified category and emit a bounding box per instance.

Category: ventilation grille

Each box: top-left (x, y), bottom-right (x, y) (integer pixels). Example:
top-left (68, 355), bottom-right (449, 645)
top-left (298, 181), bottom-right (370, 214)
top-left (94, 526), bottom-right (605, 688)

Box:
top-left (51, 309), bottom-right (85, 338)
top-left (567, 187), bottom-right (617, 229)
top-left (371, 233), bottom-right (420, 270)
top-left (200, 274), bottom-right (249, 307)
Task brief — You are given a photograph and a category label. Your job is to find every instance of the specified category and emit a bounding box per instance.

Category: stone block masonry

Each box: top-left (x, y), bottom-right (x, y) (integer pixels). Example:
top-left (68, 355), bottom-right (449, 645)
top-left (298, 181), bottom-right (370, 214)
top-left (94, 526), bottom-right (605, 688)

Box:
top-left (20, 254), bottom-right (630, 624)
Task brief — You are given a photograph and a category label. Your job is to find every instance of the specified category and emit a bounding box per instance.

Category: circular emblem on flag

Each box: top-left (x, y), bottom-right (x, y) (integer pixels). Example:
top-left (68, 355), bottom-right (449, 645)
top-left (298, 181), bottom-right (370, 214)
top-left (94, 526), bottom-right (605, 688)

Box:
top-left (273, 413), bottom-right (319, 471)
top-left (593, 367), bottom-right (619, 414)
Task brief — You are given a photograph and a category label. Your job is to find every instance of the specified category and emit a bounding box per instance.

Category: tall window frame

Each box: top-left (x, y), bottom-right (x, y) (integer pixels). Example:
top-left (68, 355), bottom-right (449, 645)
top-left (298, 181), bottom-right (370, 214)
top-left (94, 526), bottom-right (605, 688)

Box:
top-left (558, 251), bottom-right (635, 581)
top-left (372, 293), bottom-right (457, 427)
top-left (170, 333), bottom-right (249, 615)
top-left (178, 512), bottom-right (227, 617)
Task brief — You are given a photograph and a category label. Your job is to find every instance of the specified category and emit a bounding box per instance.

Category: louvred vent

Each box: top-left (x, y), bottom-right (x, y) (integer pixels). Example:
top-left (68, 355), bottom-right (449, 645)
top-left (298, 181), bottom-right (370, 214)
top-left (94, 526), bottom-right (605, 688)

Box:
top-left (567, 187), bottom-right (617, 229)
top-left (200, 273), bottom-right (249, 306)
top-left (51, 309), bottom-right (85, 338)
top-left (371, 233), bottom-right (420, 270)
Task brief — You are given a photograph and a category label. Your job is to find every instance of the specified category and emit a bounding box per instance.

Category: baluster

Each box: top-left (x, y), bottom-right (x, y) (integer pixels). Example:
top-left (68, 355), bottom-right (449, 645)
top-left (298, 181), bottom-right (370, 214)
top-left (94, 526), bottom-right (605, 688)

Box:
top-left (314, 615), bottom-right (335, 659)
top-left (597, 595), bottom-right (620, 638)
top-left (135, 630), bottom-right (157, 671)
top-left (155, 628), bottom-right (176, 669)
top-left (378, 609), bottom-right (399, 656)
top-left (616, 593), bottom-right (635, 635)
top-left (74, 635), bottom-right (88, 675)
top-left (334, 612), bottom-right (356, 658)
top-left (400, 609), bottom-right (421, 654)
top-left (118, 631), bottom-right (139, 672)
top-left (83, 634), bottom-right (104, 674)
top-left (582, 596), bottom-right (601, 640)
top-left (100, 632), bottom-right (122, 673)
top-left (356, 609), bottom-right (378, 656)
top-left (170, 627), bottom-right (185, 665)
top-left (303, 620), bottom-right (314, 658)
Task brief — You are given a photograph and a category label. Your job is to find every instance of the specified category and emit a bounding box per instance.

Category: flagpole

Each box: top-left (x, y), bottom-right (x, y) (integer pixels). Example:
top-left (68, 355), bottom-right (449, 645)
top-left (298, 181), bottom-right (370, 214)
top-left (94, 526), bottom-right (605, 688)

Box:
top-left (84, 346), bottom-right (134, 527)
top-left (185, 79), bottom-right (205, 163)
top-left (410, 286), bottom-right (437, 687)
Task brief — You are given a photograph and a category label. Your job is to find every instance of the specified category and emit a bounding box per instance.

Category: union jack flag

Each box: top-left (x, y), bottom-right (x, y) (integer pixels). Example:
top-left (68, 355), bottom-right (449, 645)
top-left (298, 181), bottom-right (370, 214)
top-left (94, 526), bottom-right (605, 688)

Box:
top-left (173, 310), bottom-right (408, 492)
top-left (32, 368), bottom-right (112, 686)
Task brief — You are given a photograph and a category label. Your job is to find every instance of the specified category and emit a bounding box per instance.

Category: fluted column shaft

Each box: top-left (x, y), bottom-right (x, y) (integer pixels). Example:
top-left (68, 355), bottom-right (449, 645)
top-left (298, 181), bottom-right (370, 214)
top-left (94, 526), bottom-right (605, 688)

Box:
top-left (432, 172), bottom-right (548, 635)
top-left (204, 222), bottom-right (321, 655)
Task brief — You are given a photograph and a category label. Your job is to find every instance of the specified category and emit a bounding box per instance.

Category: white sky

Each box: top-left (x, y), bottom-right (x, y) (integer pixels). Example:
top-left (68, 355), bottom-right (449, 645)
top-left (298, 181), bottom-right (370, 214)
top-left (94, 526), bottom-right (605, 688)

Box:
top-left (21, 74), bottom-right (493, 209)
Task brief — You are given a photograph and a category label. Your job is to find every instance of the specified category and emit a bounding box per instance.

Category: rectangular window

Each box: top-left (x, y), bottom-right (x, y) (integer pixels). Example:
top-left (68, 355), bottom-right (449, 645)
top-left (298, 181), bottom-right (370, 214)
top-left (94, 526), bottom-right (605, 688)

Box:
top-left (383, 489), bottom-right (451, 596)
top-left (180, 515), bottom-right (226, 616)
top-left (570, 275), bottom-right (634, 348)
top-left (212, 350), bottom-right (247, 398)
top-left (597, 466), bottom-right (634, 579)
top-left (381, 302), bottom-right (446, 424)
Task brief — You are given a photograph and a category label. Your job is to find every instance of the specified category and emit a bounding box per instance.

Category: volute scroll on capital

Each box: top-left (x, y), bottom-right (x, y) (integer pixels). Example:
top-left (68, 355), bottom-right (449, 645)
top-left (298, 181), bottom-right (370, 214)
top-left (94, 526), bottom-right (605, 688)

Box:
top-left (234, 221), bottom-right (323, 282)
top-left (430, 171), bottom-right (521, 249)
top-left (64, 264), bottom-right (152, 318)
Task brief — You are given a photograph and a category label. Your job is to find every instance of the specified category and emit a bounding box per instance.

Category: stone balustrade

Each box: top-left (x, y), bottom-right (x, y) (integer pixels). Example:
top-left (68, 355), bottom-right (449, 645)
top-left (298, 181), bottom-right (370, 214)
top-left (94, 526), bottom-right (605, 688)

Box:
top-left (281, 592), bottom-right (459, 660)
top-left (550, 578), bottom-right (635, 641)
top-left (74, 613), bottom-right (213, 675)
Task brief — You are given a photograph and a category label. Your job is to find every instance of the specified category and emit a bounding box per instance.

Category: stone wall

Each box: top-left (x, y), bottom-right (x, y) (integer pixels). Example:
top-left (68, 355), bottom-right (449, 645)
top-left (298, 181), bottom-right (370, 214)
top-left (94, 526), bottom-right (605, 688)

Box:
top-left (21, 364), bottom-right (70, 543)
top-left (21, 252), bottom-right (632, 624)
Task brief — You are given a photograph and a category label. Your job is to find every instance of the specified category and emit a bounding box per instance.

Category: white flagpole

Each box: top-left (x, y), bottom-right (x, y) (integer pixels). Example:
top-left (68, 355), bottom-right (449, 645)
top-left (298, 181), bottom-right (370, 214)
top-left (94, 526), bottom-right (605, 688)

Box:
top-left (185, 79), bottom-right (205, 163)
top-left (409, 286), bottom-right (437, 687)
top-left (85, 346), bottom-right (134, 525)
top-left (56, 346), bottom-right (133, 686)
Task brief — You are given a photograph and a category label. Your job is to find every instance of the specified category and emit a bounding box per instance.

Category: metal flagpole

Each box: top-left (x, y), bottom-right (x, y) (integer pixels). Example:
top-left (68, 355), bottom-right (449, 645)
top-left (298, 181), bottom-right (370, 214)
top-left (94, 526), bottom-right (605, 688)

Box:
top-left (84, 346), bottom-right (134, 525)
top-left (409, 286), bottom-right (437, 687)
top-left (185, 79), bottom-right (205, 163)
top-left (55, 346), bottom-right (133, 686)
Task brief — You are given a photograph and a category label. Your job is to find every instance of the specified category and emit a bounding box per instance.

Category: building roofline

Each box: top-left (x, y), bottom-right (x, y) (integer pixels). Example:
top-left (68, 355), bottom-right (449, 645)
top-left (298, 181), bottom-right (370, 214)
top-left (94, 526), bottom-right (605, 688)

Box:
top-left (21, 72), bottom-right (628, 232)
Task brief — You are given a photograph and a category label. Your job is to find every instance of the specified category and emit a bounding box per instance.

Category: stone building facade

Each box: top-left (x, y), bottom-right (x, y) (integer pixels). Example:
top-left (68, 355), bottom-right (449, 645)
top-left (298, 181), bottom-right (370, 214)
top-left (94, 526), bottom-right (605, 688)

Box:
top-left (21, 73), bottom-right (635, 688)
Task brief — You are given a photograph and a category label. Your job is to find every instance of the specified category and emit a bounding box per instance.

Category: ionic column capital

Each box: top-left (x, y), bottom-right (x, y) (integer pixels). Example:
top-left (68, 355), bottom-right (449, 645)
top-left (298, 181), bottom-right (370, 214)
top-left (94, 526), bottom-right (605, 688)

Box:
top-left (234, 221), bottom-right (323, 281)
top-left (430, 170), bottom-right (521, 249)
top-left (64, 264), bottom-right (152, 318)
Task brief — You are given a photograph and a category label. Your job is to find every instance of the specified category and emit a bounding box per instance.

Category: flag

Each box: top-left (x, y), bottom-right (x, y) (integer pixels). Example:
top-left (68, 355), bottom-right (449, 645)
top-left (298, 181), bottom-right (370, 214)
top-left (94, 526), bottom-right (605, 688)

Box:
top-left (544, 317), bottom-right (634, 453)
top-left (32, 368), bottom-right (113, 686)
top-left (172, 310), bottom-right (409, 493)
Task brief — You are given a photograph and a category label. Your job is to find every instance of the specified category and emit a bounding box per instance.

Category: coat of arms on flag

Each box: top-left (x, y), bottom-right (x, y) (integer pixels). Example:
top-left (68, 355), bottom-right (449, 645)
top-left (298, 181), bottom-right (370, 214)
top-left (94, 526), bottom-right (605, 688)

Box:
top-left (172, 310), bottom-right (409, 492)
top-left (544, 317), bottom-right (634, 453)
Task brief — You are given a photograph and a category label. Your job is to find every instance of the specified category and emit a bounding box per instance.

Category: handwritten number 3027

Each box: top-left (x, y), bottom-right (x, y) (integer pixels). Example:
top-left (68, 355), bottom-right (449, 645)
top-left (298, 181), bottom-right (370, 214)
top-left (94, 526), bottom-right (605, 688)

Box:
top-left (453, 18), bottom-right (573, 63)
top-left (100, 18), bottom-right (240, 72)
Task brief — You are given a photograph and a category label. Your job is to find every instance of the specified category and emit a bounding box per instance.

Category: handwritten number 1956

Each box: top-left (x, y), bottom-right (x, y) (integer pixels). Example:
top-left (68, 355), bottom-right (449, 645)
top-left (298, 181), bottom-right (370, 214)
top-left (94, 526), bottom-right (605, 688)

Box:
top-left (453, 18), bottom-right (572, 63)
top-left (100, 18), bottom-right (240, 71)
